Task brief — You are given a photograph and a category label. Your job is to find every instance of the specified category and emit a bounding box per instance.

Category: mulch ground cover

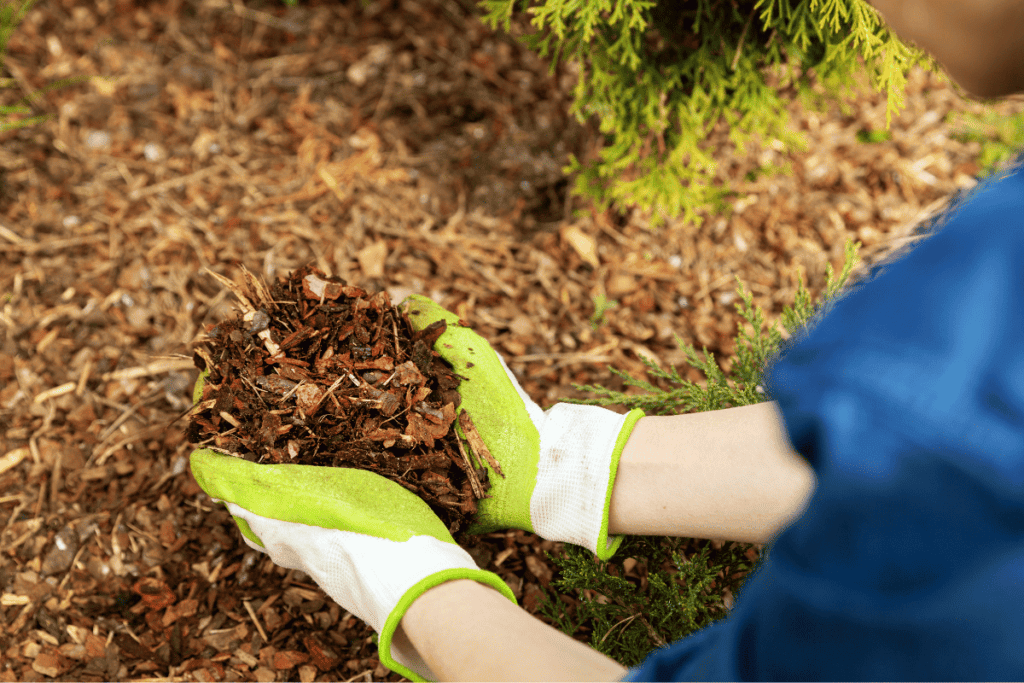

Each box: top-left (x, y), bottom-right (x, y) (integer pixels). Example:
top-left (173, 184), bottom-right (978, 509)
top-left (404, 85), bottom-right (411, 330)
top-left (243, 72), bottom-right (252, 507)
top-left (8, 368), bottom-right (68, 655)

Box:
top-left (2, 0), bottom-right (1024, 680)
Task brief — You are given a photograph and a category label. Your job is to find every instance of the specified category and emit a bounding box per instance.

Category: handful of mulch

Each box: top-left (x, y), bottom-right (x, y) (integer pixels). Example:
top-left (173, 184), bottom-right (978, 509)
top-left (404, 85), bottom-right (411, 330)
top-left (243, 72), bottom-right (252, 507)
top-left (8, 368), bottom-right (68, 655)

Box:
top-left (186, 264), bottom-right (499, 537)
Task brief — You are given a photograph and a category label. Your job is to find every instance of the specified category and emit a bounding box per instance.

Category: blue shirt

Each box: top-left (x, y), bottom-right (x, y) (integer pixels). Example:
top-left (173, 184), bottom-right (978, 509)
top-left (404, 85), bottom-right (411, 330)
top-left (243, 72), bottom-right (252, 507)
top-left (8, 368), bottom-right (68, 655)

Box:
top-left (622, 158), bottom-right (1024, 681)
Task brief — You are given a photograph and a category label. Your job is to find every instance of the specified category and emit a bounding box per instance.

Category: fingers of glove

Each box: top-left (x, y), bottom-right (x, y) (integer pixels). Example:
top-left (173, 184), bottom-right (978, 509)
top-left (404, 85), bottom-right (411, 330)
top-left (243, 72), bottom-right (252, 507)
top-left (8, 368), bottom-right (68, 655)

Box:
top-left (404, 295), bottom-right (541, 401)
top-left (401, 293), bottom-right (459, 332)
top-left (189, 449), bottom-right (455, 543)
top-left (222, 502), bottom-right (479, 639)
top-left (403, 296), bottom-right (542, 530)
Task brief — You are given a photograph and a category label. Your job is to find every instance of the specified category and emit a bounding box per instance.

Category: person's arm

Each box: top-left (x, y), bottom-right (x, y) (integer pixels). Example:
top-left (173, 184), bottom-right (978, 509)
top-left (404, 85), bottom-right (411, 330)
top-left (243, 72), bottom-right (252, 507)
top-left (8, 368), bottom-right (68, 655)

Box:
top-left (399, 401), bottom-right (813, 681)
top-left (867, 0), bottom-right (1024, 99)
top-left (397, 578), bottom-right (628, 682)
top-left (608, 401), bottom-right (816, 544)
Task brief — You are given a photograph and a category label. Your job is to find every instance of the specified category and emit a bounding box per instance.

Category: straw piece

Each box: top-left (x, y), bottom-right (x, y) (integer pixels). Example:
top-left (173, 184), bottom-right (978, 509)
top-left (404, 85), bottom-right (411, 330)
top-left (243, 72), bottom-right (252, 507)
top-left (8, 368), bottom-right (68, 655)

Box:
top-left (0, 448), bottom-right (28, 477)
top-left (33, 382), bottom-right (76, 403)
top-left (243, 599), bottom-right (269, 643)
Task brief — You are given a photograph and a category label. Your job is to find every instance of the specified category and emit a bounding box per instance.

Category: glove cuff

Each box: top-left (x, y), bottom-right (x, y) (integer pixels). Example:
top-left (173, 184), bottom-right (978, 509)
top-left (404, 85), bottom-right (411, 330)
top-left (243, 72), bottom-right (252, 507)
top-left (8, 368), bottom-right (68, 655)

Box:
top-left (530, 405), bottom-right (644, 560)
top-left (380, 568), bottom-right (518, 682)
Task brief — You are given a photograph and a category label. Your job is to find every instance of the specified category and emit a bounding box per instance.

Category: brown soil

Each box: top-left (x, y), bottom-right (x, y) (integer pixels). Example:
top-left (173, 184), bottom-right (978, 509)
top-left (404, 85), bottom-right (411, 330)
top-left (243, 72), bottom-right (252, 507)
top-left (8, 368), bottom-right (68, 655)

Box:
top-left (2, 0), bottom-right (1024, 681)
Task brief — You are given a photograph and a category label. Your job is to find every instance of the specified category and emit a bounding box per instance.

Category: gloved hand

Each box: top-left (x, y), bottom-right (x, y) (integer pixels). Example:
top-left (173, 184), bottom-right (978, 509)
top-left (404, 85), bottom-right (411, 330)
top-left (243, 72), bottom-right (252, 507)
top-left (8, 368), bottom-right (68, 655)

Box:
top-left (403, 295), bottom-right (644, 560)
top-left (189, 447), bottom-right (516, 682)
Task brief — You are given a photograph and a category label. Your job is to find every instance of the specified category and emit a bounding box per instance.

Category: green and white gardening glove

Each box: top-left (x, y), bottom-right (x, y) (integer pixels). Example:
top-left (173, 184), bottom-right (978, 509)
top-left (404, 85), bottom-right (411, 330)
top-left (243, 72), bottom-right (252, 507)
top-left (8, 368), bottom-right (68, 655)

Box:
top-left (403, 295), bottom-right (644, 561)
top-left (189, 447), bottom-right (516, 683)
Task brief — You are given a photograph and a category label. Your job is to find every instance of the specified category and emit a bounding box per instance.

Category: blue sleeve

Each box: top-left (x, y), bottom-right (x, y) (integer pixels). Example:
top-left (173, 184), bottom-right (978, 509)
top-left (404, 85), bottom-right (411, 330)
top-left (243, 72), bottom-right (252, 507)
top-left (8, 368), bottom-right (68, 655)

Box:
top-left (623, 162), bottom-right (1024, 681)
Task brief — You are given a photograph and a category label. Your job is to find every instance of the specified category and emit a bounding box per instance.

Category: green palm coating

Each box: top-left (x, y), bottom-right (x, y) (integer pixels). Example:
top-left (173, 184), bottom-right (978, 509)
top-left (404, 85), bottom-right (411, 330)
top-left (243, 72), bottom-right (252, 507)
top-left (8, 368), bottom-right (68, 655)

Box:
top-left (404, 295), bottom-right (539, 534)
top-left (190, 449), bottom-right (458, 544)
top-left (232, 515), bottom-right (264, 547)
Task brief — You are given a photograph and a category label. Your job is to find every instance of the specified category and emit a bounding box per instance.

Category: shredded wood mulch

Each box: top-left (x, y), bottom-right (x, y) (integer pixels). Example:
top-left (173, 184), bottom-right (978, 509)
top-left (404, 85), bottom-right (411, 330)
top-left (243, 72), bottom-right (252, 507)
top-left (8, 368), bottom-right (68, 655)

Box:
top-left (3, 0), bottom-right (1024, 681)
top-left (188, 264), bottom-right (495, 537)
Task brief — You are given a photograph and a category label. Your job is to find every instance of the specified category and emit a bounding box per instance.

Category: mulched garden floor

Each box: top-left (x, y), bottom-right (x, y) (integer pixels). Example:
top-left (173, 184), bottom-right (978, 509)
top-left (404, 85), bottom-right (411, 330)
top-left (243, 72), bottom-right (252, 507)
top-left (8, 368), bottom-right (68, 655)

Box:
top-left (2, 0), bottom-right (1024, 680)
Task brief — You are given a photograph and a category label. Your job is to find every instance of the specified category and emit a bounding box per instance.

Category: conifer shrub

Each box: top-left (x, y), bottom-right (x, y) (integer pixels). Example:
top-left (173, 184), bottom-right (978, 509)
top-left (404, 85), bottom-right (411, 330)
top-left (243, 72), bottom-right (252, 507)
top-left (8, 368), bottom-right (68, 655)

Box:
top-left (950, 109), bottom-right (1024, 179)
top-left (477, 0), bottom-right (954, 228)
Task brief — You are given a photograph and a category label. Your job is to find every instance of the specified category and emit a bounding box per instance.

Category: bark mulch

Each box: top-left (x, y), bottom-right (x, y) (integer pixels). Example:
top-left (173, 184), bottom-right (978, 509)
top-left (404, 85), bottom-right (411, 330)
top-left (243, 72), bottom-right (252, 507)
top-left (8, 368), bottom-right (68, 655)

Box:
top-left (3, 0), bottom-right (1024, 681)
top-left (188, 264), bottom-right (496, 538)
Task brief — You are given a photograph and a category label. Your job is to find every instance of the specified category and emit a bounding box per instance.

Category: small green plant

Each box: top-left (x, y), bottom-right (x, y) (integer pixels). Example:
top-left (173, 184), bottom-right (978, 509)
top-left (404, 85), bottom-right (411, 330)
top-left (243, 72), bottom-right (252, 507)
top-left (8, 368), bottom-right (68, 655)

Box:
top-left (537, 237), bottom-right (864, 667)
top-left (536, 534), bottom-right (759, 668)
top-left (949, 109), bottom-right (1024, 178)
top-left (0, 76), bottom-right (85, 133)
top-left (744, 157), bottom-right (793, 183)
top-left (0, 0), bottom-right (86, 133)
top-left (590, 292), bottom-right (618, 328)
top-left (0, 100), bottom-right (43, 131)
top-left (0, 0), bottom-right (33, 56)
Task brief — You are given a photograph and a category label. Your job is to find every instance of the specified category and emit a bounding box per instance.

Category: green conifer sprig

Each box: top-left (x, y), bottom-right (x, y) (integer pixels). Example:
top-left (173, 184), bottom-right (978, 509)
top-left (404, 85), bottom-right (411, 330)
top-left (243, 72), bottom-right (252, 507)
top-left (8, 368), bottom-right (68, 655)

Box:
top-left (478, 0), bottom-right (951, 227)
top-left (537, 533), bottom-right (760, 667)
top-left (568, 236), bottom-right (862, 414)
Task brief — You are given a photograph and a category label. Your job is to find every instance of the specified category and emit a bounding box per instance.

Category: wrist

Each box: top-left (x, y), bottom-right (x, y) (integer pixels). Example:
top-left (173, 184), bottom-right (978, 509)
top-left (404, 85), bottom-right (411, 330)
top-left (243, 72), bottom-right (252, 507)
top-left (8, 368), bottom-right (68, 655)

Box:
top-left (383, 571), bottom-right (516, 681)
top-left (396, 579), bottom-right (512, 682)
top-left (400, 577), bottom-right (627, 682)
top-left (607, 402), bottom-right (815, 543)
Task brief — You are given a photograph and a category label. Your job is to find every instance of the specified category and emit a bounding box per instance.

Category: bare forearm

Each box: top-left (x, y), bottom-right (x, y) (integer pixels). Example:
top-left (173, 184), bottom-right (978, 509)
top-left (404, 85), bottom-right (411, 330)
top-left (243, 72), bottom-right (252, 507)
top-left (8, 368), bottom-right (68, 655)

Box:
top-left (398, 579), bottom-right (627, 682)
top-left (867, 0), bottom-right (1024, 98)
top-left (609, 401), bottom-right (815, 544)
top-left (399, 401), bottom-right (811, 679)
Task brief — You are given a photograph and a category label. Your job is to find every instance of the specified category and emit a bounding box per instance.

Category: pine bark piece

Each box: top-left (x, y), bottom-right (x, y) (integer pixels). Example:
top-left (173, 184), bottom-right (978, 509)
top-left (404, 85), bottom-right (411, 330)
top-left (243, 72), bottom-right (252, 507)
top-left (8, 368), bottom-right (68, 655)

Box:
top-left (458, 410), bottom-right (505, 479)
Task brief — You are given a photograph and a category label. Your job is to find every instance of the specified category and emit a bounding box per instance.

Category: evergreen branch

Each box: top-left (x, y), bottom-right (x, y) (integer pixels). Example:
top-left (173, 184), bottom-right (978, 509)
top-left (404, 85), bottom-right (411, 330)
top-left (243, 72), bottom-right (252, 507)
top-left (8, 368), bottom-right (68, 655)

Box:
top-left (479, 0), bottom-right (940, 228)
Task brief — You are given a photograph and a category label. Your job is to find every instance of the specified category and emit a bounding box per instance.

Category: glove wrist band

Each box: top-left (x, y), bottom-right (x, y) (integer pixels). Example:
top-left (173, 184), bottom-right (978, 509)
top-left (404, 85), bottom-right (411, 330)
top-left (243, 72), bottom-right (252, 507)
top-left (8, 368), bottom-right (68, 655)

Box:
top-left (530, 405), bottom-right (644, 560)
top-left (381, 567), bottom-right (517, 682)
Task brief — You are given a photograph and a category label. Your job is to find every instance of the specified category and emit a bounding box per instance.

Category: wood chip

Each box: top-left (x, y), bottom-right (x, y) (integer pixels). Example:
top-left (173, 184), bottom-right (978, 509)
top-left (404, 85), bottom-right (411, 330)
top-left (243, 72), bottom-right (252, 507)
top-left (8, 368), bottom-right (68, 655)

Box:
top-left (234, 648), bottom-right (259, 668)
top-left (1, 593), bottom-right (30, 606)
top-left (243, 599), bottom-right (269, 643)
top-left (458, 410), bottom-right (505, 479)
top-left (31, 652), bottom-right (62, 678)
top-left (100, 358), bottom-right (196, 382)
top-left (204, 268), bottom-right (256, 315)
top-left (0, 448), bottom-right (28, 476)
top-left (272, 649), bottom-right (309, 670)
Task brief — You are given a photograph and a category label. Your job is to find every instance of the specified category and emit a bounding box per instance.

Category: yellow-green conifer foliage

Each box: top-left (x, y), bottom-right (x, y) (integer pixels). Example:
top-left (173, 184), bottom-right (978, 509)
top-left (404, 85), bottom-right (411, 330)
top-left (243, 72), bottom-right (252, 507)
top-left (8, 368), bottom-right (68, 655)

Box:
top-left (479, 0), bottom-right (953, 228)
